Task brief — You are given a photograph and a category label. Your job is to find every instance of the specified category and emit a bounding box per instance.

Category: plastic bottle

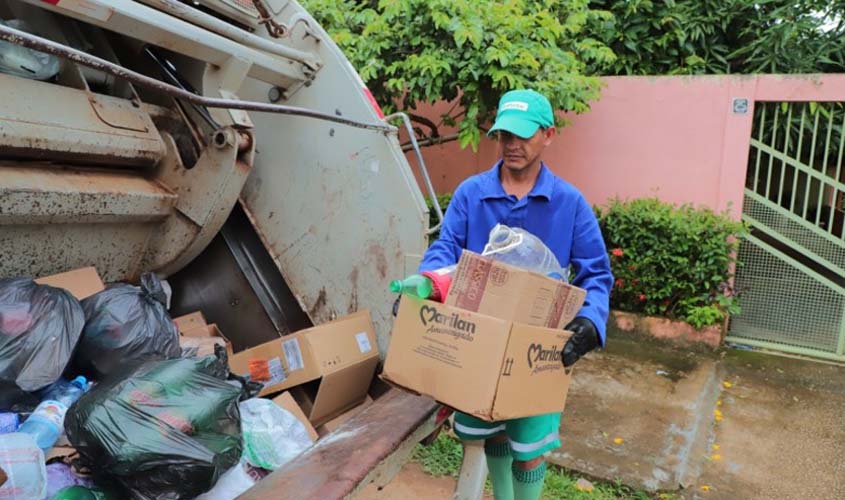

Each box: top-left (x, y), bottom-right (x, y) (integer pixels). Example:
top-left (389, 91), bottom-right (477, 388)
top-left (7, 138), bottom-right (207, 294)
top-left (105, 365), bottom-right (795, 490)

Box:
top-left (482, 224), bottom-right (568, 282)
top-left (390, 265), bottom-right (456, 302)
top-left (0, 432), bottom-right (46, 499)
top-left (389, 274), bottom-right (433, 299)
top-left (18, 376), bottom-right (88, 451)
top-left (50, 486), bottom-right (111, 500)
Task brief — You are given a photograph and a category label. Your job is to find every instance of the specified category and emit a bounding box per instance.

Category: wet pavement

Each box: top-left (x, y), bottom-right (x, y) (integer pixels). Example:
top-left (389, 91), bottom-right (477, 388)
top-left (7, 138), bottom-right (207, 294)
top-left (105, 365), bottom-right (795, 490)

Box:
top-left (552, 332), bottom-right (845, 499)
top-left (359, 331), bottom-right (845, 499)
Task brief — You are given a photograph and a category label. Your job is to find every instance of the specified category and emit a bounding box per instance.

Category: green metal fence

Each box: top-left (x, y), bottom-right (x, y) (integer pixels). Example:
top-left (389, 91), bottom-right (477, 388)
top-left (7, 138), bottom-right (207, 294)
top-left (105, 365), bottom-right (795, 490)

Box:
top-left (728, 101), bottom-right (845, 361)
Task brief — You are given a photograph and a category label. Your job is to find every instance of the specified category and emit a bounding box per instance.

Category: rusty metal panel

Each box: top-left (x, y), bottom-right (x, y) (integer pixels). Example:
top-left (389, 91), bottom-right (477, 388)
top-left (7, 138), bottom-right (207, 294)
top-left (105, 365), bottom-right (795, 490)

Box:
top-left (236, 3), bottom-right (429, 356)
top-left (0, 165), bottom-right (177, 281)
top-left (0, 165), bottom-right (177, 224)
top-left (139, 126), bottom-right (253, 275)
top-left (0, 73), bottom-right (165, 167)
top-left (0, 222), bottom-right (158, 282)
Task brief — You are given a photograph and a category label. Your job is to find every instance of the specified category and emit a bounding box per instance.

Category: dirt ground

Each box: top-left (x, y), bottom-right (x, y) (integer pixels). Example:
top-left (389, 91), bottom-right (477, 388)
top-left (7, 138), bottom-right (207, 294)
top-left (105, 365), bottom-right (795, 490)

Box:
top-left (357, 462), bottom-right (486, 500)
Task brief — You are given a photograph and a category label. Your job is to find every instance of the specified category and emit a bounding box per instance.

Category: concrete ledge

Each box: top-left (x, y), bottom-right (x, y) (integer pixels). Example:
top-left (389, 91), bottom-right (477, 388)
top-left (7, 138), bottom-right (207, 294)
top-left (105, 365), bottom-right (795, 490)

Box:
top-left (610, 310), bottom-right (724, 350)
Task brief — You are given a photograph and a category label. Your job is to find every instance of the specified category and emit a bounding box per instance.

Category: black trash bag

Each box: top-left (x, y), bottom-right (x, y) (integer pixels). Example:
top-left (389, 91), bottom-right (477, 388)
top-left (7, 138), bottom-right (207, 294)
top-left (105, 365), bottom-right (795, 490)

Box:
top-left (0, 278), bottom-right (85, 396)
top-left (65, 350), bottom-right (244, 500)
top-left (76, 272), bottom-right (180, 378)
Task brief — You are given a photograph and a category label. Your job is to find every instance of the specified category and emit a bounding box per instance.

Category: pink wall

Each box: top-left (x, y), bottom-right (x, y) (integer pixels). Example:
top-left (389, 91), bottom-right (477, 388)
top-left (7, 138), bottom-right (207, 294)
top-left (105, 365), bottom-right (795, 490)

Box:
top-left (407, 74), bottom-right (845, 219)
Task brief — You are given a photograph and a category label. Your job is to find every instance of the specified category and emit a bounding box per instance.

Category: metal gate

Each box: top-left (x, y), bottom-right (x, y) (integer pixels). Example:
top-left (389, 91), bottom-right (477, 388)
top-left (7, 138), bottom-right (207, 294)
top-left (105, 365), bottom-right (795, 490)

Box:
top-left (728, 101), bottom-right (845, 362)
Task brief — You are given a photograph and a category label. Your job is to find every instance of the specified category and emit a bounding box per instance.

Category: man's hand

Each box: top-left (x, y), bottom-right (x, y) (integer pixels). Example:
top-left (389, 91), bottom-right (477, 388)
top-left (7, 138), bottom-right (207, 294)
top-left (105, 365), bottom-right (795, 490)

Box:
top-left (562, 317), bottom-right (599, 367)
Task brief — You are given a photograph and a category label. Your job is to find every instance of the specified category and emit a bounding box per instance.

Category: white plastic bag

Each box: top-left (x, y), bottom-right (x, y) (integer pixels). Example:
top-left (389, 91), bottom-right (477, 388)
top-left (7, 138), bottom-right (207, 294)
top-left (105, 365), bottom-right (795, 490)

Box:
top-left (0, 20), bottom-right (60, 80)
top-left (239, 398), bottom-right (314, 470)
top-left (195, 461), bottom-right (256, 500)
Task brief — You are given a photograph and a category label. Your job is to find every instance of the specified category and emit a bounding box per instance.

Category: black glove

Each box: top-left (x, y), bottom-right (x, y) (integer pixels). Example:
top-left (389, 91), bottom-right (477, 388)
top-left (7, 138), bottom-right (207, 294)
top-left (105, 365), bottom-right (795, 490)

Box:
top-left (562, 317), bottom-right (600, 367)
top-left (392, 295), bottom-right (402, 317)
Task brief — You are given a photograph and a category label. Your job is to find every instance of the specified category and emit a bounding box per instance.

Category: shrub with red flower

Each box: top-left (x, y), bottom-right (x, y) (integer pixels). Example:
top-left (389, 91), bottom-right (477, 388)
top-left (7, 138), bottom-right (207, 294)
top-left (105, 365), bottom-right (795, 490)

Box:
top-left (596, 198), bottom-right (745, 328)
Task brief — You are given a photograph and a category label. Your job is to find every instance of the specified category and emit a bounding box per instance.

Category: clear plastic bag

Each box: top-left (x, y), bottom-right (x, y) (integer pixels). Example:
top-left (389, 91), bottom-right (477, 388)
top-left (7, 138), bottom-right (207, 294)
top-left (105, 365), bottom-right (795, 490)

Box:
top-left (0, 20), bottom-right (60, 80)
top-left (239, 398), bottom-right (314, 470)
top-left (482, 224), bottom-right (568, 282)
top-left (0, 432), bottom-right (46, 500)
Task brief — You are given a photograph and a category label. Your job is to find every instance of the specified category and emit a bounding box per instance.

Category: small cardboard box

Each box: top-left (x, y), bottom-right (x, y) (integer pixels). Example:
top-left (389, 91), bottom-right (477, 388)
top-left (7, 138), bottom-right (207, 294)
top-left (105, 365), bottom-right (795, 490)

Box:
top-left (383, 298), bottom-right (578, 422)
top-left (179, 323), bottom-right (232, 358)
top-left (229, 311), bottom-right (379, 425)
top-left (35, 267), bottom-right (105, 300)
top-left (446, 251), bottom-right (586, 329)
top-left (173, 311), bottom-right (207, 335)
top-left (272, 391), bottom-right (319, 442)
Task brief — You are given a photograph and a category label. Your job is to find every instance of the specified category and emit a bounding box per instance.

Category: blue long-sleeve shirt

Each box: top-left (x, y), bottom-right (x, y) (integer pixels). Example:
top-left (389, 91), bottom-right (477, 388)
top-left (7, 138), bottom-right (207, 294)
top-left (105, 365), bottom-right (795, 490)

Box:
top-left (419, 161), bottom-right (613, 344)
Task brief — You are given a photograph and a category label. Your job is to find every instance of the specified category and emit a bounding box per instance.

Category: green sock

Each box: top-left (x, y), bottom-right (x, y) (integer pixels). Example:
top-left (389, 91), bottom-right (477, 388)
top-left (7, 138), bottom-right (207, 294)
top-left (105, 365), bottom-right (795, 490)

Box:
top-left (485, 440), bottom-right (514, 500)
top-left (512, 461), bottom-right (546, 500)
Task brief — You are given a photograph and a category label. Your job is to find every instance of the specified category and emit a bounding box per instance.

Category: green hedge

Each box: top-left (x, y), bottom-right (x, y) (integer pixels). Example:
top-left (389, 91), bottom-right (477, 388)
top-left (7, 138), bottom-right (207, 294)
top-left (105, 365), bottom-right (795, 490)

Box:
top-left (428, 194), bottom-right (744, 328)
top-left (596, 198), bottom-right (745, 328)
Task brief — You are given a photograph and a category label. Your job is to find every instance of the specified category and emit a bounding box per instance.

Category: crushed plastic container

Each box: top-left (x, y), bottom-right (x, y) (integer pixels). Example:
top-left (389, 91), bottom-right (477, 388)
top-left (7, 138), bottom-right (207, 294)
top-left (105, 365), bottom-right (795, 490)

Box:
top-left (0, 432), bottom-right (46, 499)
top-left (482, 224), bottom-right (568, 281)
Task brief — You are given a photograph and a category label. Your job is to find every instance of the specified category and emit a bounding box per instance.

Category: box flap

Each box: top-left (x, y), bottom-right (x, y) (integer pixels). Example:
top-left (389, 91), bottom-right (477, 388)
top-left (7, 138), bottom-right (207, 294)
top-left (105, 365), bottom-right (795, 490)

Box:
top-left (173, 312), bottom-right (207, 334)
top-left (35, 267), bottom-right (104, 300)
top-left (491, 323), bottom-right (573, 420)
top-left (382, 298), bottom-right (510, 418)
top-left (316, 396), bottom-right (374, 436)
top-left (309, 356), bottom-right (378, 426)
top-left (301, 310), bottom-right (379, 375)
top-left (272, 392), bottom-right (319, 441)
top-left (228, 332), bottom-right (320, 396)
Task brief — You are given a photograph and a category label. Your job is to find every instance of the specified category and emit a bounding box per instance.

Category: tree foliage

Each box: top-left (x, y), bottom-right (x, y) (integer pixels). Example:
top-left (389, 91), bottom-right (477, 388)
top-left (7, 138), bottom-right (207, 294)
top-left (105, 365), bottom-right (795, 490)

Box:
top-left (301, 0), bottom-right (615, 149)
top-left (586, 0), bottom-right (845, 75)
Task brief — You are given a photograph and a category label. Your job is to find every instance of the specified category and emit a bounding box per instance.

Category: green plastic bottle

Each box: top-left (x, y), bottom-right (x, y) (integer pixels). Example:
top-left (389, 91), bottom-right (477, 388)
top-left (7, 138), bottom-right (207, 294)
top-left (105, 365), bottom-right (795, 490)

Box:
top-left (389, 274), bottom-right (433, 299)
top-left (50, 486), bottom-right (111, 500)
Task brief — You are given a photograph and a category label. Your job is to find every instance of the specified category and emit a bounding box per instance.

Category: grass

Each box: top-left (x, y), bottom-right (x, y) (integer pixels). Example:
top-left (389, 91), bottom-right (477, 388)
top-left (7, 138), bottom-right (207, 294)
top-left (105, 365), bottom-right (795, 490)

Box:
top-left (411, 433), bottom-right (681, 500)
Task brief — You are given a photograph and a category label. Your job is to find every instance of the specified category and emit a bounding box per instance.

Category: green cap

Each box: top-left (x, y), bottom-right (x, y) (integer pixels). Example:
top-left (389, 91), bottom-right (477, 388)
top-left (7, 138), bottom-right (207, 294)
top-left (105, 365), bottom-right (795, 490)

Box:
top-left (488, 89), bottom-right (554, 139)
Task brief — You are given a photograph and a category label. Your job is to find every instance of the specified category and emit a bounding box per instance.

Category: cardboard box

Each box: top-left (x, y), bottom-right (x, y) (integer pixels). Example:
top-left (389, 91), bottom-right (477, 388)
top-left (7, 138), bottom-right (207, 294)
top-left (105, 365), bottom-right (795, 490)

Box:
top-left (272, 391), bottom-right (319, 441)
top-left (229, 311), bottom-right (379, 425)
top-left (173, 311), bottom-right (207, 334)
top-left (316, 395), bottom-right (373, 437)
top-left (35, 267), bottom-right (104, 300)
top-left (383, 298), bottom-right (578, 422)
top-left (446, 251), bottom-right (586, 329)
top-left (179, 323), bottom-right (231, 358)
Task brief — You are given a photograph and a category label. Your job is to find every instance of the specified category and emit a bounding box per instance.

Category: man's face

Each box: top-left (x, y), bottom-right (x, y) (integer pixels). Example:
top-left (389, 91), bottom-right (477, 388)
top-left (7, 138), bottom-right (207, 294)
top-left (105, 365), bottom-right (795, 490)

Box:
top-left (496, 127), bottom-right (555, 173)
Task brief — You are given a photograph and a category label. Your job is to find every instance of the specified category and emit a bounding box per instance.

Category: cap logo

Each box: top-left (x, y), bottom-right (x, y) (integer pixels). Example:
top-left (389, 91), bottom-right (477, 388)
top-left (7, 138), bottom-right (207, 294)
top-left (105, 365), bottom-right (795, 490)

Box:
top-left (501, 101), bottom-right (529, 112)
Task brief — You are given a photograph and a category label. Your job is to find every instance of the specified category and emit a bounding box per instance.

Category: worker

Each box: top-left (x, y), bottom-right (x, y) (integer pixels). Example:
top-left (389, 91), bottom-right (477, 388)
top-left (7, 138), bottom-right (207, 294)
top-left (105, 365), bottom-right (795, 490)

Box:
top-left (418, 89), bottom-right (613, 500)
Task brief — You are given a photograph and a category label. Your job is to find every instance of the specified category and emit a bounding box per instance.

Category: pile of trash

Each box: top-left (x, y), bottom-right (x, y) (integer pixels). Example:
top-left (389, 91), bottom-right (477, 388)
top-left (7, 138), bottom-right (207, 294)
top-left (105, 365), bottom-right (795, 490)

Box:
top-left (0, 272), bottom-right (315, 500)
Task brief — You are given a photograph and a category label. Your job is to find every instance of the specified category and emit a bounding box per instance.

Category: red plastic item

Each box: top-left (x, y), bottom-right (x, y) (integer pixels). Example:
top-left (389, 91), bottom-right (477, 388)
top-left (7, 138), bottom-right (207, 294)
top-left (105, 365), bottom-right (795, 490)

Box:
top-left (420, 269), bottom-right (452, 302)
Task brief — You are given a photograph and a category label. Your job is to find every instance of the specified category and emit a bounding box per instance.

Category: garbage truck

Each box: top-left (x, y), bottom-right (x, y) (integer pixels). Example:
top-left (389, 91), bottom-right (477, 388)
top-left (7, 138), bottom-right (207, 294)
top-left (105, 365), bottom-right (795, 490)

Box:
top-left (0, 0), bottom-right (464, 497)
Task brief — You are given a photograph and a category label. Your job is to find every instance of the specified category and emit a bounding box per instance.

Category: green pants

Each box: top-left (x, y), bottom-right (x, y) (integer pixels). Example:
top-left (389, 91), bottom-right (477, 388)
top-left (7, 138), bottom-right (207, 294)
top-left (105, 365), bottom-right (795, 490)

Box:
top-left (453, 411), bottom-right (561, 461)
